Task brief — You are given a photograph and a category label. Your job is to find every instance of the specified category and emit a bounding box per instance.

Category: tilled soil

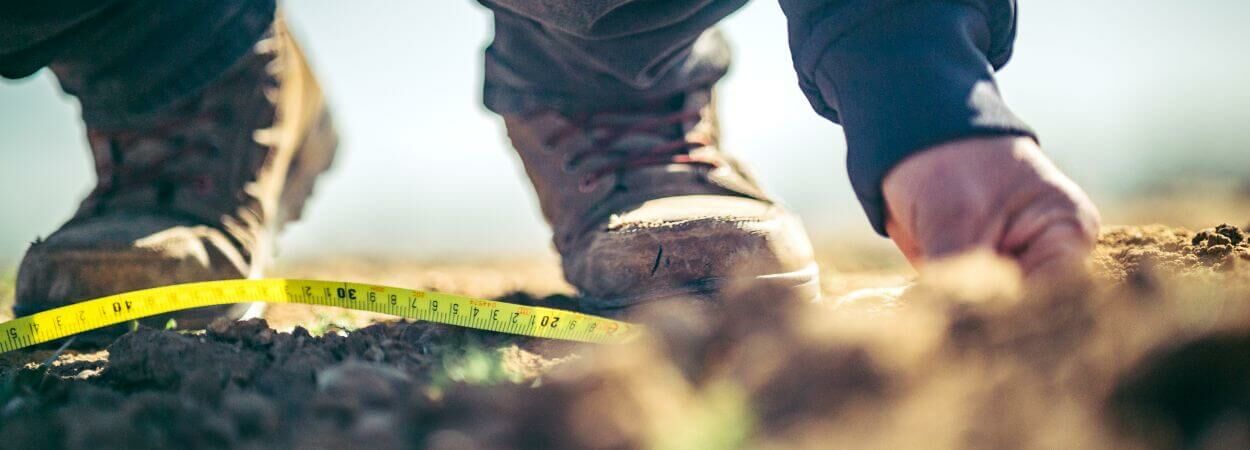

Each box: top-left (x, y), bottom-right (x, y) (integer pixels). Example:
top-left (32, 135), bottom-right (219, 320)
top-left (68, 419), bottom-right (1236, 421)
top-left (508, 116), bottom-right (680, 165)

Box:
top-left (0, 301), bottom-right (572, 449)
top-left (4, 224), bottom-right (1250, 449)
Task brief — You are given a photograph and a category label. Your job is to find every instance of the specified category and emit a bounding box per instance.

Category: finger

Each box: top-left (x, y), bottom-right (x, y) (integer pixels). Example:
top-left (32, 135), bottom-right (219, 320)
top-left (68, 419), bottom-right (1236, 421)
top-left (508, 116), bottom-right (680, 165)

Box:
top-left (1014, 221), bottom-right (1096, 279)
top-left (1000, 193), bottom-right (1100, 255)
top-left (914, 201), bottom-right (999, 260)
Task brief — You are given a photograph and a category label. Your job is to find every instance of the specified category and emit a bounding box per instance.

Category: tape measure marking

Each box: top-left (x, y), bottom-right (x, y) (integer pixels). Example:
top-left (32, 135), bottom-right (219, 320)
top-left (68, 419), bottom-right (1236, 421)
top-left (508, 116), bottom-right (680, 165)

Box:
top-left (0, 279), bottom-right (641, 354)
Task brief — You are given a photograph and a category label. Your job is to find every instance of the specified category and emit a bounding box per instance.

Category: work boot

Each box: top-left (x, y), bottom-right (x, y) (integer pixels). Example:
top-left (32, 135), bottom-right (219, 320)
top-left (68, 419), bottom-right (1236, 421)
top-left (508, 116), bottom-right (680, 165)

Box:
top-left (504, 90), bottom-right (819, 313)
top-left (14, 20), bottom-right (337, 342)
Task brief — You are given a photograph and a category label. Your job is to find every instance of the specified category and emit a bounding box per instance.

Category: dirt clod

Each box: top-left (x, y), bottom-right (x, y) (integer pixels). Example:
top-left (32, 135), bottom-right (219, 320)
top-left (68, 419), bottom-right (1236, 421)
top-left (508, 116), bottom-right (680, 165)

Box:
top-left (1097, 224), bottom-right (1250, 278)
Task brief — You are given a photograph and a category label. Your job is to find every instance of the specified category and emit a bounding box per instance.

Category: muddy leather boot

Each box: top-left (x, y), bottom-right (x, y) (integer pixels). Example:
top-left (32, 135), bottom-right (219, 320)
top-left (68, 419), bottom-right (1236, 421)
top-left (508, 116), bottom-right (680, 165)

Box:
top-left (13, 21), bottom-right (337, 344)
top-left (504, 90), bottom-right (819, 313)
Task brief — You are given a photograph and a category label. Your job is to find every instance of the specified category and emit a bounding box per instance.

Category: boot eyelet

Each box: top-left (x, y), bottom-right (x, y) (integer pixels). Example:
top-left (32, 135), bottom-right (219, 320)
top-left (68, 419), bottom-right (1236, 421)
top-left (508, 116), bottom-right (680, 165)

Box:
top-left (192, 176), bottom-right (215, 195)
top-left (562, 155), bottom-right (579, 173)
top-left (577, 175), bottom-right (599, 193)
top-left (540, 138), bottom-right (559, 152)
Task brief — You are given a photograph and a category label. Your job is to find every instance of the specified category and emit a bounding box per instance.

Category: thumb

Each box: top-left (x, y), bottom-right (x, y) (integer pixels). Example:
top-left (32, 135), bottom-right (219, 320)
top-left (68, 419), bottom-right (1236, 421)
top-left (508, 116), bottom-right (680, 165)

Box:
top-left (886, 214), bottom-right (924, 267)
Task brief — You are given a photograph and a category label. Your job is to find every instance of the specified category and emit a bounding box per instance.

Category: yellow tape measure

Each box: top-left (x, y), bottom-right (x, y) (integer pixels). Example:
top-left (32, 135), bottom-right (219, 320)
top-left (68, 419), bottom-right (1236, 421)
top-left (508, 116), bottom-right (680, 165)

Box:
top-left (0, 279), bottom-right (642, 354)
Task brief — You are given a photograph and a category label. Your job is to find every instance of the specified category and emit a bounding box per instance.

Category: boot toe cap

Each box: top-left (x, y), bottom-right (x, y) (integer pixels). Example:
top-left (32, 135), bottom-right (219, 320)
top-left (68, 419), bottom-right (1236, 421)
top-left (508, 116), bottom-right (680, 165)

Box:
top-left (564, 195), bottom-right (818, 307)
top-left (14, 215), bottom-right (251, 323)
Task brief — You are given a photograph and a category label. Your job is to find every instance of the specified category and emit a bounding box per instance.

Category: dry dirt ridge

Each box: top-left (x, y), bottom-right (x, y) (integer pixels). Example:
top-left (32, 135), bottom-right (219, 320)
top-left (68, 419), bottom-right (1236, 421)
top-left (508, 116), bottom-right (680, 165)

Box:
top-left (2, 224), bottom-right (1250, 449)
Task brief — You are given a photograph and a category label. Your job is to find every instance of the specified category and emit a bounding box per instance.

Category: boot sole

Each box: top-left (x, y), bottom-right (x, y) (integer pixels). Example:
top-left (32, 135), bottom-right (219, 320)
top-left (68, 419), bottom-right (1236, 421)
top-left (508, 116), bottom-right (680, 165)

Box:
top-left (583, 262), bottom-right (821, 312)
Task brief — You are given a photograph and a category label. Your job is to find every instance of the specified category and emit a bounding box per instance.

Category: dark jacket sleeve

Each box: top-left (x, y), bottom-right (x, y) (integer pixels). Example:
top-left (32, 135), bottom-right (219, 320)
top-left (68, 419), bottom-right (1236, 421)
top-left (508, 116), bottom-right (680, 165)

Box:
top-left (778, 0), bottom-right (1035, 235)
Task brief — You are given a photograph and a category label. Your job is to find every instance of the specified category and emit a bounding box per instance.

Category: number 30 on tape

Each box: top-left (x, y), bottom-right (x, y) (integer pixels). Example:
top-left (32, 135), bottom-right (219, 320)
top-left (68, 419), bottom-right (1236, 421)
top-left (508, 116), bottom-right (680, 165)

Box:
top-left (0, 279), bottom-right (642, 354)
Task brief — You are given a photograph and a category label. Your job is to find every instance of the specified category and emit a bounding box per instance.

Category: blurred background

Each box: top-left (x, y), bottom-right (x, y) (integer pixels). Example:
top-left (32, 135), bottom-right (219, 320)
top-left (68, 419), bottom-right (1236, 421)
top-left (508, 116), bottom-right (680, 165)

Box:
top-left (1, 0), bottom-right (1248, 267)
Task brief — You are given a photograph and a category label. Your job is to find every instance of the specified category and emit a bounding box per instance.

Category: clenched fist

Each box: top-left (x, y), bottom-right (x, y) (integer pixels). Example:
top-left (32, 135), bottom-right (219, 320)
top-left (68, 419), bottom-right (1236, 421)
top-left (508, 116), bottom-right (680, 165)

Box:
top-left (882, 136), bottom-right (1101, 278)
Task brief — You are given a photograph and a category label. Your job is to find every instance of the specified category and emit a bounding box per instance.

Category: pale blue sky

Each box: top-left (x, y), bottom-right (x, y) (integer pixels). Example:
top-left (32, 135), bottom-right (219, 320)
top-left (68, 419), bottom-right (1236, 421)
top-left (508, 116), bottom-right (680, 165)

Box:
top-left (2, 1), bottom-right (1248, 264)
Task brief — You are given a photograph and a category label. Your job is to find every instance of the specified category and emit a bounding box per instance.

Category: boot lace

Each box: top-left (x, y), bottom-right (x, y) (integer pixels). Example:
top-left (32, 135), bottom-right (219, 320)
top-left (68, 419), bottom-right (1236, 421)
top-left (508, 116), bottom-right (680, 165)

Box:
top-left (545, 108), bottom-right (720, 193)
top-left (86, 112), bottom-right (231, 212)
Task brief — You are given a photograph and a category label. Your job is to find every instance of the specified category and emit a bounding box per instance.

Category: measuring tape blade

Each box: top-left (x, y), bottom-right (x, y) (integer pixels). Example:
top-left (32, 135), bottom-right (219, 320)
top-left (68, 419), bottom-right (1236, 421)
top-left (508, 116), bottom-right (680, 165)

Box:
top-left (0, 279), bottom-right (641, 354)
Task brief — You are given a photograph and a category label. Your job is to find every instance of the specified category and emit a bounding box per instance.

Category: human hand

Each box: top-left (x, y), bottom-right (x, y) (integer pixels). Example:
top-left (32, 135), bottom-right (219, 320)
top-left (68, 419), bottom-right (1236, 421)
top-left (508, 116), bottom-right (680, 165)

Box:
top-left (882, 136), bottom-right (1101, 278)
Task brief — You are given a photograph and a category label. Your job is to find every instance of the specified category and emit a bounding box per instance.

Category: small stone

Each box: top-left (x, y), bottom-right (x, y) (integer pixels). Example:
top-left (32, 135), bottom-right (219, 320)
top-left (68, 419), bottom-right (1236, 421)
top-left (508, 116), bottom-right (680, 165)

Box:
top-left (1192, 230), bottom-right (1232, 247)
top-left (1216, 223), bottom-right (1245, 245)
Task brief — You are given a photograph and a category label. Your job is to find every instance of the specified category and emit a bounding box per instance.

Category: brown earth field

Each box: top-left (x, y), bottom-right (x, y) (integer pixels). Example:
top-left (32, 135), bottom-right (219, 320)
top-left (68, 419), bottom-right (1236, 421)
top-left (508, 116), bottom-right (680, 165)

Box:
top-left (4, 222), bottom-right (1250, 449)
